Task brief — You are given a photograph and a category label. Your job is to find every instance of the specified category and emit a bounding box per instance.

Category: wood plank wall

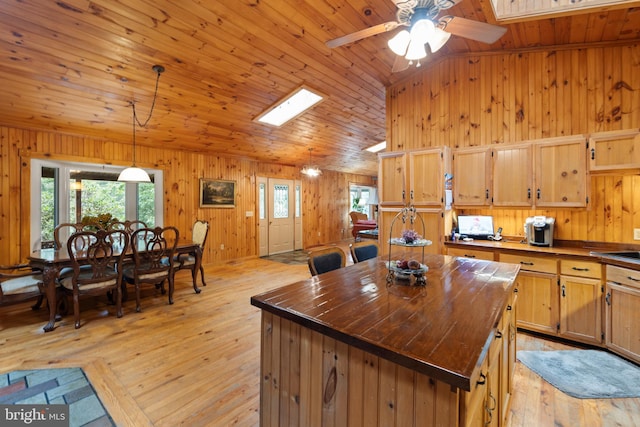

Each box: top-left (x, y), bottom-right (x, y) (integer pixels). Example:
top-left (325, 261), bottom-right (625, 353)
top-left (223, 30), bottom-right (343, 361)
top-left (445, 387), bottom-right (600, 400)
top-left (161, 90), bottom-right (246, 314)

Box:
top-left (386, 43), bottom-right (640, 243)
top-left (0, 126), bottom-right (374, 265)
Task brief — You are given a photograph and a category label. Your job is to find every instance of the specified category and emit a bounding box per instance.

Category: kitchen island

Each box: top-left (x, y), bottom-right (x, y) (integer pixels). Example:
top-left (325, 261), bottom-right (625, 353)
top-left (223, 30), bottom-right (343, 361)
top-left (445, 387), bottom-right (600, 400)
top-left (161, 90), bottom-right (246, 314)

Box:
top-left (251, 253), bottom-right (520, 426)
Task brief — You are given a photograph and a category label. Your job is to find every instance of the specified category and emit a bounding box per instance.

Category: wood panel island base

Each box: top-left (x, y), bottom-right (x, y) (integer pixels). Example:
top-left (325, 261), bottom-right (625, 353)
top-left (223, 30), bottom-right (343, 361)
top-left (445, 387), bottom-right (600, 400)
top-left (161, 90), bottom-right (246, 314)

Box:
top-left (251, 254), bottom-right (520, 427)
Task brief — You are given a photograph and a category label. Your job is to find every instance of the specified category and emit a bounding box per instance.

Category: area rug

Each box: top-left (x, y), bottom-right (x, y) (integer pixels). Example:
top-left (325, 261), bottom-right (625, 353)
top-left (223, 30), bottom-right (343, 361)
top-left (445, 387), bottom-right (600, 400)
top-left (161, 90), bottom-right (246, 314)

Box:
top-left (517, 350), bottom-right (640, 399)
top-left (0, 368), bottom-right (115, 426)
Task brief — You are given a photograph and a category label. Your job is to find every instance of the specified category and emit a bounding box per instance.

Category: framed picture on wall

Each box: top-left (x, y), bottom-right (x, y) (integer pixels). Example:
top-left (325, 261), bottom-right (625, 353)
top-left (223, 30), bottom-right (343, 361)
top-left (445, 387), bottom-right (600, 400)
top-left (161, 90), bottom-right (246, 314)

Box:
top-left (200, 178), bottom-right (236, 208)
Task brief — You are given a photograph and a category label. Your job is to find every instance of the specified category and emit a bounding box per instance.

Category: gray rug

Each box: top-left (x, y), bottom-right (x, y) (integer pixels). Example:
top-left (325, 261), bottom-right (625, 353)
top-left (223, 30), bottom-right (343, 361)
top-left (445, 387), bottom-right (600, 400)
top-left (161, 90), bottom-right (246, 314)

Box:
top-left (517, 350), bottom-right (640, 399)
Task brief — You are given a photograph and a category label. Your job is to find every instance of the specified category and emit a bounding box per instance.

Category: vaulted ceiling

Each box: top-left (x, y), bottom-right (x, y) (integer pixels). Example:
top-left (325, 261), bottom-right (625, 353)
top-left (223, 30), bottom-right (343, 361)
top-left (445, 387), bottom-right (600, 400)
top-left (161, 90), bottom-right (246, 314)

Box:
top-left (0, 0), bottom-right (639, 175)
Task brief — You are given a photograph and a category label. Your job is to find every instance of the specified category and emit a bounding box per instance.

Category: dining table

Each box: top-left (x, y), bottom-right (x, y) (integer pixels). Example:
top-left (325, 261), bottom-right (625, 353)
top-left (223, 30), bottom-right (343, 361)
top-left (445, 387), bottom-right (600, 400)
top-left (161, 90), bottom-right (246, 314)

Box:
top-left (29, 238), bottom-right (201, 332)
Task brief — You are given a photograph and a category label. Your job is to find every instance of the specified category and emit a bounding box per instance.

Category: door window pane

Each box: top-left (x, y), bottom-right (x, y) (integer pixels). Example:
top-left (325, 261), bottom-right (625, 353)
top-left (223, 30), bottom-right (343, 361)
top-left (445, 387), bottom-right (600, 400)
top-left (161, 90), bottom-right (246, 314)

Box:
top-left (259, 183), bottom-right (266, 220)
top-left (273, 184), bottom-right (289, 218)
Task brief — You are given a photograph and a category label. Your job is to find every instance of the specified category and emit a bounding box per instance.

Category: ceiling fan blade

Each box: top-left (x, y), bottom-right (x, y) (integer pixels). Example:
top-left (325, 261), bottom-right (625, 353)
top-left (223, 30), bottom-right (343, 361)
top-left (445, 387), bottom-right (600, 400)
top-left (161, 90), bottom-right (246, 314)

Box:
top-left (392, 55), bottom-right (411, 73)
top-left (440, 16), bottom-right (507, 44)
top-left (326, 21), bottom-right (400, 48)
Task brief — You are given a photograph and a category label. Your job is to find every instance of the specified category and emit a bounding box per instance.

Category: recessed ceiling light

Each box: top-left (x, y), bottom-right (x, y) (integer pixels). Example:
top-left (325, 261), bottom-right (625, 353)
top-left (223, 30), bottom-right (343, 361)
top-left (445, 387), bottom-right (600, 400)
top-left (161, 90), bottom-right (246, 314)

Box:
top-left (256, 86), bottom-right (324, 127)
top-left (365, 141), bottom-right (387, 153)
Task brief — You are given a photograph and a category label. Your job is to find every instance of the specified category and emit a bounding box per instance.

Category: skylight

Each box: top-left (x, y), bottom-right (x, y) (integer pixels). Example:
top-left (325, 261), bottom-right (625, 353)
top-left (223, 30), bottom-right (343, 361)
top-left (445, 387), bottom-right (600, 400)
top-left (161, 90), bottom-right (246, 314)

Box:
top-left (490, 0), bottom-right (636, 22)
top-left (256, 87), bottom-right (324, 127)
top-left (366, 141), bottom-right (387, 153)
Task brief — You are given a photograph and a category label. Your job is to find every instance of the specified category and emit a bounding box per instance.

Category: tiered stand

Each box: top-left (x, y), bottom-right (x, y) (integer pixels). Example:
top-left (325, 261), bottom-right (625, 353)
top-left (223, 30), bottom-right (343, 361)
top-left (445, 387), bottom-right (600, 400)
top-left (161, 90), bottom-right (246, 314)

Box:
top-left (386, 205), bottom-right (432, 285)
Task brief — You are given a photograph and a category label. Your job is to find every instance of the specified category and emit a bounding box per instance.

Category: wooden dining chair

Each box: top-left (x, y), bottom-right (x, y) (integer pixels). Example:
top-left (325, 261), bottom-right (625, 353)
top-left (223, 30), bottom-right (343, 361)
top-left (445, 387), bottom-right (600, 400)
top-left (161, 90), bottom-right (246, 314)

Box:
top-left (174, 219), bottom-right (209, 293)
top-left (54, 222), bottom-right (90, 249)
top-left (349, 241), bottom-right (379, 263)
top-left (60, 229), bottom-right (129, 328)
top-left (0, 263), bottom-right (46, 310)
top-left (122, 226), bottom-right (179, 312)
top-left (307, 247), bottom-right (346, 276)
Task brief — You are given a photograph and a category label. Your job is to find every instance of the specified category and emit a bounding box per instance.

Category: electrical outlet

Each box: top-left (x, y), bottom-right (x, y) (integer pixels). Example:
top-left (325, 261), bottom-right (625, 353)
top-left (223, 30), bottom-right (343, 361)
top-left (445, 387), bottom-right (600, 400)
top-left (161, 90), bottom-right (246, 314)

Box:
top-left (220, 243), bottom-right (224, 250)
top-left (317, 231), bottom-right (321, 237)
top-left (634, 229), bottom-right (640, 240)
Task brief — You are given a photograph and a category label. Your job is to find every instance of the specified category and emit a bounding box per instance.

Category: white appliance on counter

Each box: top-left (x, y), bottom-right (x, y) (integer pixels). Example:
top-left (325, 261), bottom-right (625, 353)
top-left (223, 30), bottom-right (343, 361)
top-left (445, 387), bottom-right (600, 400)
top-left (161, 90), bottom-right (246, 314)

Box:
top-left (525, 216), bottom-right (555, 247)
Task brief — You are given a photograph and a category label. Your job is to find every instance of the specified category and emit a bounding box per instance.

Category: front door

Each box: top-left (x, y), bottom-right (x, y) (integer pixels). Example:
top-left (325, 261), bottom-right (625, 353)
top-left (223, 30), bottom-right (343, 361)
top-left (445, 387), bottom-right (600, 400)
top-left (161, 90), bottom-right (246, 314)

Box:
top-left (268, 178), bottom-right (295, 255)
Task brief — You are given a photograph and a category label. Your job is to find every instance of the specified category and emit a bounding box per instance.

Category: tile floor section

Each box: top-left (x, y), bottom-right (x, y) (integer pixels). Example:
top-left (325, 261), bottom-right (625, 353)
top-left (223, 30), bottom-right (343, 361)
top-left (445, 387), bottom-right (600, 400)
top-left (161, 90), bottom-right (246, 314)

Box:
top-left (261, 249), bottom-right (309, 265)
top-left (0, 368), bottom-right (115, 427)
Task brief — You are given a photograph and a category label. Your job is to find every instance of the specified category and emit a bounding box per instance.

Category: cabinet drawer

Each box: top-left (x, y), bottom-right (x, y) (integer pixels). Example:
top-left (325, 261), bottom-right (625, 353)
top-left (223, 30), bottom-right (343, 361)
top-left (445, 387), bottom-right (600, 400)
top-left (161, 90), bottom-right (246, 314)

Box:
top-left (499, 253), bottom-right (557, 274)
top-left (560, 259), bottom-right (602, 279)
top-left (606, 265), bottom-right (640, 290)
top-left (448, 247), bottom-right (495, 261)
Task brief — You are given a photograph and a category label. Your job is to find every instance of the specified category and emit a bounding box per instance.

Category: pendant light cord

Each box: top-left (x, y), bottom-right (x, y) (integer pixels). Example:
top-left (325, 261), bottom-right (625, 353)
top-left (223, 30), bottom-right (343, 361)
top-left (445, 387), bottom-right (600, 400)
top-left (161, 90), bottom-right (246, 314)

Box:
top-left (129, 66), bottom-right (164, 167)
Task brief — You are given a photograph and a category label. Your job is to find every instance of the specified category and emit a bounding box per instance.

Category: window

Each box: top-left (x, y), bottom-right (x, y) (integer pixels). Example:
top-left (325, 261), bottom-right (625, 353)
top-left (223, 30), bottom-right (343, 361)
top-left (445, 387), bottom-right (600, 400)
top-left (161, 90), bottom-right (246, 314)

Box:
top-left (349, 184), bottom-right (377, 218)
top-left (31, 159), bottom-right (163, 250)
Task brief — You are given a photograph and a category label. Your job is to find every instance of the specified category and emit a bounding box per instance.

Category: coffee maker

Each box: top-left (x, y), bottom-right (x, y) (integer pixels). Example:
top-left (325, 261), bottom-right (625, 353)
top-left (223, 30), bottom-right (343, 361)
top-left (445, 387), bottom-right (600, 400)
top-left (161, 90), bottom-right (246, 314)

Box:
top-left (525, 216), bottom-right (555, 247)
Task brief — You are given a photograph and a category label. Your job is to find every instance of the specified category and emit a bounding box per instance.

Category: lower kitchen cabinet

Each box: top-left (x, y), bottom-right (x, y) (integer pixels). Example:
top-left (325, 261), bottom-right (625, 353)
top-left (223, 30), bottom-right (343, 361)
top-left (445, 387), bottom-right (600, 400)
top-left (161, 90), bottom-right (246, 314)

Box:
top-left (605, 265), bottom-right (640, 364)
top-left (511, 270), bottom-right (558, 335)
top-left (461, 287), bottom-right (517, 427)
top-left (559, 275), bottom-right (603, 345)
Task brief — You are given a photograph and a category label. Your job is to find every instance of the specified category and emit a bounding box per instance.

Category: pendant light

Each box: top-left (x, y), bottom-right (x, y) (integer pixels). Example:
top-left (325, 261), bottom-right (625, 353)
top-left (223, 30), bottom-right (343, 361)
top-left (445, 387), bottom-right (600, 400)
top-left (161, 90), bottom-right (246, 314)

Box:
top-left (118, 64), bottom-right (165, 183)
top-left (301, 148), bottom-right (322, 177)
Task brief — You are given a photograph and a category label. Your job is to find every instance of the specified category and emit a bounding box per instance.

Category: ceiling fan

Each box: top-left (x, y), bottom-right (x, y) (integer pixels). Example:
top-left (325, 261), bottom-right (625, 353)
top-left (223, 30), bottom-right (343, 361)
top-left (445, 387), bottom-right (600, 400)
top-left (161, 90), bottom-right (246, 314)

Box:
top-left (326, 0), bottom-right (507, 71)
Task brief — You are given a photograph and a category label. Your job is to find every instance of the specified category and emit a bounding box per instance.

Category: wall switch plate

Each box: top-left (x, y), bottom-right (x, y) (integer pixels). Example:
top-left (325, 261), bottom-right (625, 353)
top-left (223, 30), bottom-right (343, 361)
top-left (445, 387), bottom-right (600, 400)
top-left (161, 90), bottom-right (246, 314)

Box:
top-left (220, 243), bottom-right (224, 250)
top-left (634, 229), bottom-right (640, 240)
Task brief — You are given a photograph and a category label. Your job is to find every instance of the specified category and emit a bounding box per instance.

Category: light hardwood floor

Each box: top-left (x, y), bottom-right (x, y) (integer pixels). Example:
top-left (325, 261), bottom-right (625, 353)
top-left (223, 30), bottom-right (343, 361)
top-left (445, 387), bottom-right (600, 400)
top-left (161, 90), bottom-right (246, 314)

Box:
top-left (0, 242), bottom-right (638, 426)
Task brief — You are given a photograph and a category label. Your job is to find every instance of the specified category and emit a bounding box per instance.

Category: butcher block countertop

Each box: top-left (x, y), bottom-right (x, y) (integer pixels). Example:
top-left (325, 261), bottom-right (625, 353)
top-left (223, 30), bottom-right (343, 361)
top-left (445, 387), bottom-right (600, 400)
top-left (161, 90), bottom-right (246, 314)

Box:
top-left (251, 253), bottom-right (520, 391)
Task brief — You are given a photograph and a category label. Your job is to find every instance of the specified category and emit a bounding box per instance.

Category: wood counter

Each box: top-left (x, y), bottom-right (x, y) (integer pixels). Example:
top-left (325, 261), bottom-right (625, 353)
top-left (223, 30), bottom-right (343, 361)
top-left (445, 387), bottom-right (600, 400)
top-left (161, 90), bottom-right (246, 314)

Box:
top-left (251, 253), bottom-right (520, 426)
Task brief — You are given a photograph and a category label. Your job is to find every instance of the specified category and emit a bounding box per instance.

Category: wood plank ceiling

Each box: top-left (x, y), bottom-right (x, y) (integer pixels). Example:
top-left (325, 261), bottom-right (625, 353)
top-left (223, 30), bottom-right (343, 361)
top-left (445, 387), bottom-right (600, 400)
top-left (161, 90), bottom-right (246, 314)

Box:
top-left (0, 0), bottom-right (639, 175)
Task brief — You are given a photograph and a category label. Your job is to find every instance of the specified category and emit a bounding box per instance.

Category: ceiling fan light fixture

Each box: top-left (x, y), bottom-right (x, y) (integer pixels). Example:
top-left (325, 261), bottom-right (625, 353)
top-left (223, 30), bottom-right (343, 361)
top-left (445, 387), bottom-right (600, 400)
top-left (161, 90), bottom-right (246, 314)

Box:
top-left (429, 27), bottom-right (451, 53)
top-left (410, 19), bottom-right (436, 44)
top-left (388, 30), bottom-right (411, 56)
top-left (405, 39), bottom-right (427, 61)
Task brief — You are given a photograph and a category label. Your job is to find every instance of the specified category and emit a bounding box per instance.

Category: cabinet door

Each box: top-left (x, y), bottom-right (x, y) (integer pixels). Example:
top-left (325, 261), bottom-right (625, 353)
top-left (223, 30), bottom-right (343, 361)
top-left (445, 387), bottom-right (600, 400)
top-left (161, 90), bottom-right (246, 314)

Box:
top-left (492, 144), bottom-right (532, 206)
top-left (605, 282), bottom-right (640, 364)
top-left (559, 276), bottom-right (603, 345)
top-left (462, 358), bottom-right (489, 427)
top-left (378, 152), bottom-right (406, 205)
top-left (589, 129), bottom-right (640, 172)
top-left (379, 208), bottom-right (442, 256)
top-left (409, 148), bottom-right (449, 206)
top-left (534, 136), bottom-right (587, 207)
top-left (453, 147), bottom-right (491, 206)
top-left (501, 293), bottom-right (516, 423)
top-left (514, 271), bottom-right (559, 335)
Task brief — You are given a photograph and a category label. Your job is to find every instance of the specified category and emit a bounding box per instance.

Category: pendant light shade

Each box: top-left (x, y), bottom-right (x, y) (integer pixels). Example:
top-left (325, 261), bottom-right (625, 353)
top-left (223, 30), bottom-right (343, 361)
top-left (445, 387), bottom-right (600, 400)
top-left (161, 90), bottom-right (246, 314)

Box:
top-left (118, 166), bottom-right (150, 182)
top-left (118, 65), bottom-right (164, 183)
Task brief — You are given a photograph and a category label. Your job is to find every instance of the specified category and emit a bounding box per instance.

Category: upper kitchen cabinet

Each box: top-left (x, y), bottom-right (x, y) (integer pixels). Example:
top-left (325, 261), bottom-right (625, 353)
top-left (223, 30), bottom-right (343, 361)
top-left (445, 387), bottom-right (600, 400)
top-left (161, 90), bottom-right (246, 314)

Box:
top-left (492, 143), bottom-right (533, 207)
top-left (453, 146), bottom-right (492, 206)
top-left (378, 151), bottom-right (406, 205)
top-left (379, 147), bottom-right (451, 207)
top-left (409, 147), bottom-right (451, 206)
top-left (588, 129), bottom-right (640, 172)
top-left (534, 135), bottom-right (588, 208)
